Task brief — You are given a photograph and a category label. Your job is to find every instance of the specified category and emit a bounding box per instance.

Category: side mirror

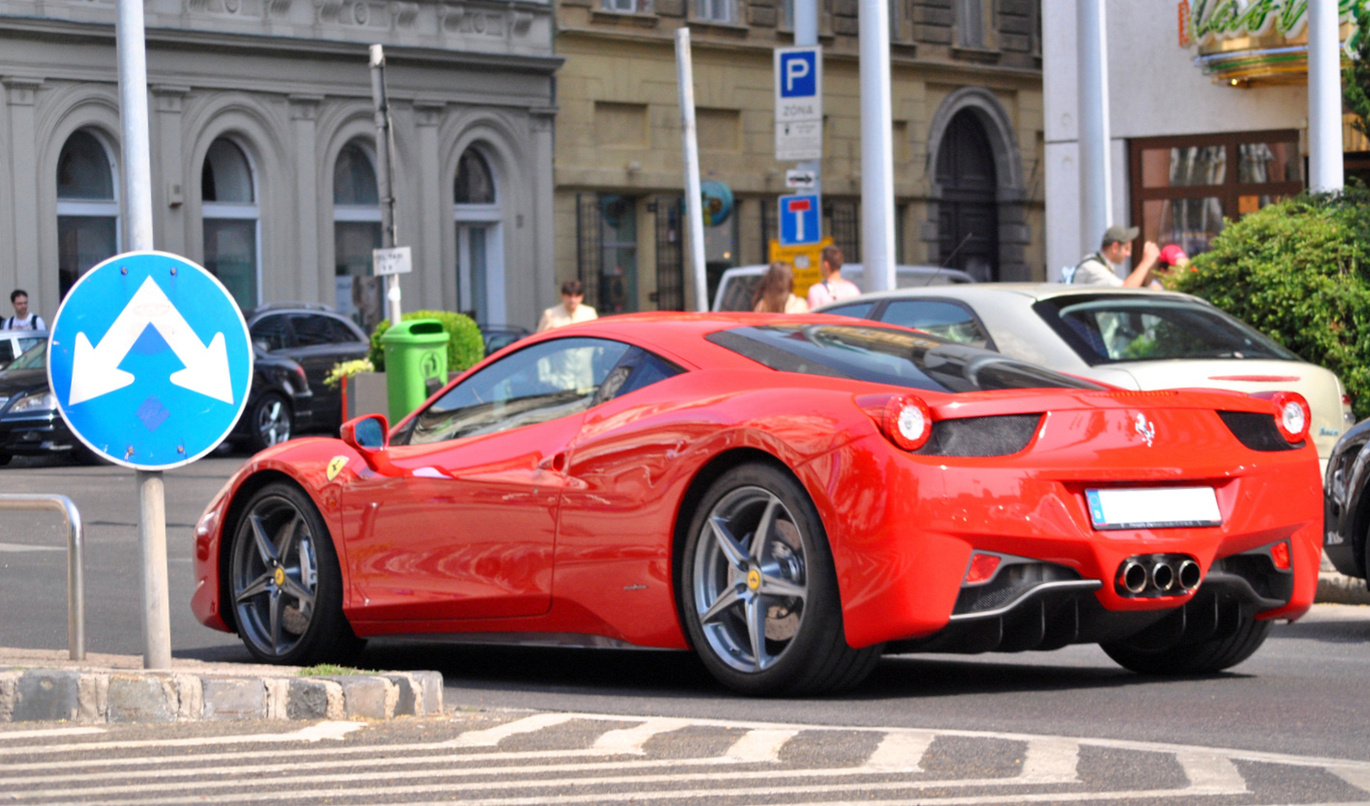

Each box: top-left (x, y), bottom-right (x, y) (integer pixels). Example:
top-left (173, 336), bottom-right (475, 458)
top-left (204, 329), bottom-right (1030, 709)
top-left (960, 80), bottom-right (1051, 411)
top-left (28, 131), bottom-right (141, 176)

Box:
top-left (341, 413), bottom-right (389, 452)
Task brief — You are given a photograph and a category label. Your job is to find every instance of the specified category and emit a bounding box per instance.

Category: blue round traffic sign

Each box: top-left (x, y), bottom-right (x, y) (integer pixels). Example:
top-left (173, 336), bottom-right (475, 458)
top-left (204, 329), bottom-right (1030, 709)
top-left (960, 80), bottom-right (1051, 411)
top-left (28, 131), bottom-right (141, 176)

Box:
top-left (47, 251), bottom-right (254, 470)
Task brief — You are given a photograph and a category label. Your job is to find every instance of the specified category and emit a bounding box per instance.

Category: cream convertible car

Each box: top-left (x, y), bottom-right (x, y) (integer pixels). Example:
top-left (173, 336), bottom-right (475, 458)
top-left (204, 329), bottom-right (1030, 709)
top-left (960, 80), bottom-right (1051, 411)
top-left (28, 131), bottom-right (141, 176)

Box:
top-left (815, 284), bottom-right (1355, 473)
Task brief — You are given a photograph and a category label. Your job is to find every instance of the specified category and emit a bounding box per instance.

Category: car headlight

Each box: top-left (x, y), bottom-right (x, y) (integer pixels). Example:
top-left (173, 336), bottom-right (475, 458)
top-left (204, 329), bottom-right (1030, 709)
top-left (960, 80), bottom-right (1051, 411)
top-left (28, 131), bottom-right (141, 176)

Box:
top-left (9, 391), bottom-right (56, 414)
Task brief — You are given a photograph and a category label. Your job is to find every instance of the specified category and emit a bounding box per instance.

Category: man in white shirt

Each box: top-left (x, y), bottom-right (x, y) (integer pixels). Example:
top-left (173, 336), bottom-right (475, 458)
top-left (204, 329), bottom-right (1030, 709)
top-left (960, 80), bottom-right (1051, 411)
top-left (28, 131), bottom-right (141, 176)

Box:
top-left (537, 279), bottom-right (598, 332)
top-left (806, 245), bottom-right (862, 308)
top-left (1071, 225), bottom-right (1160, 287)
top-left (3, 289), bottom-right (45, 330)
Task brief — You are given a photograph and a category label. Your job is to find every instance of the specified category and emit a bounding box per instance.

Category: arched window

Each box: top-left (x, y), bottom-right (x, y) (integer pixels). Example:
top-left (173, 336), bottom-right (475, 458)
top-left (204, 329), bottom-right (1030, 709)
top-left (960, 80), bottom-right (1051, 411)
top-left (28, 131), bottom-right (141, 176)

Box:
top-left (201, 138), bottom-right (259, 310)
top-left (57, 129), bottom-right (120, 298)
top-left (454, 148), bottom-right (503, 324)
top-left (333, 141), bottom-right (383, 330)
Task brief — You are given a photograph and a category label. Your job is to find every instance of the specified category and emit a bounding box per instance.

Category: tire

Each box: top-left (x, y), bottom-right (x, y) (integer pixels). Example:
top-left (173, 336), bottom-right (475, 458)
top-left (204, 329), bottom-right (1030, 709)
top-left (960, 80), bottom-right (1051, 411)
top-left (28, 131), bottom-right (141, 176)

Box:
top-left (247, 393), bottom-right (293, 454)
top-left (679, 463), bottom-right (882, 696)
top-left (228, 482), bottom-right (362, 665)
top-left (0, 451), bottom-right (10, 466)
top-left (1101, 605), bottom-right (1272, 675)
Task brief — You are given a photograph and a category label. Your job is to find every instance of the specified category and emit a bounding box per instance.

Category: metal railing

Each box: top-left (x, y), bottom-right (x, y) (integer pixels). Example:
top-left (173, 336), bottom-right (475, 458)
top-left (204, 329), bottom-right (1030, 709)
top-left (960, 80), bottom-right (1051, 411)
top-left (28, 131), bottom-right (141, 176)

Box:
top-left (0, 494), bottom-right (85, 660)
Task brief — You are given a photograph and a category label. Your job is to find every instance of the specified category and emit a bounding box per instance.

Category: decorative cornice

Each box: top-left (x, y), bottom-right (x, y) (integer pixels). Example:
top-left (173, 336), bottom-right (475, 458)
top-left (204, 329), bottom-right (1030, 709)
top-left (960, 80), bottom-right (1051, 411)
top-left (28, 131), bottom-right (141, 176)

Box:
top-left (3, 76), bottom-right (44, 106)
top-left (288, 93), bottom-right (324, 119)
top-left (151, 83), bottom-right (190, 112)
top-left (413, 99), bottom-right (445, 125)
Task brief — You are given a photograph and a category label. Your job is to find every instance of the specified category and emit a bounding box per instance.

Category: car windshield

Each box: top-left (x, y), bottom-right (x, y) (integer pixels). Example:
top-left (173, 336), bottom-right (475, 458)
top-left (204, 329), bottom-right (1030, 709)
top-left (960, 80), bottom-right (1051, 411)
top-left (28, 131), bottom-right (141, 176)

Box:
top-left (1033, 296), bottom-right (1299, 365)
top-left (6, 339), bottom-right (46, 371)
top-left (707, 323), bottom-right (1103, 393)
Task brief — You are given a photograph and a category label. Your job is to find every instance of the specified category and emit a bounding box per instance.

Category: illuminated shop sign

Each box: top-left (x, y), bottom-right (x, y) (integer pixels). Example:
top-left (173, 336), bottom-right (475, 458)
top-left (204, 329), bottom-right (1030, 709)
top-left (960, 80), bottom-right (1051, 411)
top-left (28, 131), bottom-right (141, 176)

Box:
top-left (1183, 0), bottom-right (1366, 84)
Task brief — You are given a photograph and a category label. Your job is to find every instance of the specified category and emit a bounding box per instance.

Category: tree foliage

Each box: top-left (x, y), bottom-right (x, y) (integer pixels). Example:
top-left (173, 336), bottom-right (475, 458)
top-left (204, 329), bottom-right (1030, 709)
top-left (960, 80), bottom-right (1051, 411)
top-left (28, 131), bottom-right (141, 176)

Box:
top-left (1169, 190), bottom-right (1370, 419)
top-left (1347, 3), bottom-right (1370, 139)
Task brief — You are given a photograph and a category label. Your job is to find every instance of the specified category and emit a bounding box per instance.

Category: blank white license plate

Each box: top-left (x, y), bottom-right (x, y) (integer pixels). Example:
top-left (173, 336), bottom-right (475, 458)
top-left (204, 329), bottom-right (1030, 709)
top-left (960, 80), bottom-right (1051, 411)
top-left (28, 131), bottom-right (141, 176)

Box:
top-left (1085, 487), bottom-right (1222, 530)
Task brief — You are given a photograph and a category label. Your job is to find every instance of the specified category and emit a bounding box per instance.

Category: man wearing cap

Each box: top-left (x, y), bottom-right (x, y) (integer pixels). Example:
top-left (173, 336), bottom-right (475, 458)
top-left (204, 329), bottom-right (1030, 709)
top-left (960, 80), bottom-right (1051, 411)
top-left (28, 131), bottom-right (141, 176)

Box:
top-left (1071, 225), bottom-right (1160, 287)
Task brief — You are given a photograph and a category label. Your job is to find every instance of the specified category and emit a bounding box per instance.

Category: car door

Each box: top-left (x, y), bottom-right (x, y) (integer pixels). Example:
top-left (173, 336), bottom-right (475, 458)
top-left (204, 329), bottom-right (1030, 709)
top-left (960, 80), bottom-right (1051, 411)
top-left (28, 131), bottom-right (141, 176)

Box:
top-left (341, 336), bottom-right (631, 622)
top-left (287, 313), bottom-right (366, 426)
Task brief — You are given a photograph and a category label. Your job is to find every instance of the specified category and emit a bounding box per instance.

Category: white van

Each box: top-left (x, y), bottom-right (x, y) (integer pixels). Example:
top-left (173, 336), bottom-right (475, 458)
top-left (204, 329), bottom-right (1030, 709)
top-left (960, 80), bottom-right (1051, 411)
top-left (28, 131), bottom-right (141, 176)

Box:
top-left (711, 263), bottom-right (974, 312)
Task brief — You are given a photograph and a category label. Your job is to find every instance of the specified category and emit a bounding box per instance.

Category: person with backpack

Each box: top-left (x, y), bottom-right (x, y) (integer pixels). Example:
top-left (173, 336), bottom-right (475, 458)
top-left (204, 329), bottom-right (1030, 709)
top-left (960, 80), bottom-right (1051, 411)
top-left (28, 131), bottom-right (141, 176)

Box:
top-left (3, 289), bottom-right (45, 330)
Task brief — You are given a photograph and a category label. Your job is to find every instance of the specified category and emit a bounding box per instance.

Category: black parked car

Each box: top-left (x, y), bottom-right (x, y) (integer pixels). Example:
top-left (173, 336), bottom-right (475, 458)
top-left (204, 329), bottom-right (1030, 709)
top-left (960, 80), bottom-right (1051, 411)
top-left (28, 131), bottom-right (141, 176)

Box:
top-left (1325, 419), bottom-right (1370, 578)
top-left (244, 303), bottom-right (369, 432)
top-left (0, 337), bottom-right (314, 463)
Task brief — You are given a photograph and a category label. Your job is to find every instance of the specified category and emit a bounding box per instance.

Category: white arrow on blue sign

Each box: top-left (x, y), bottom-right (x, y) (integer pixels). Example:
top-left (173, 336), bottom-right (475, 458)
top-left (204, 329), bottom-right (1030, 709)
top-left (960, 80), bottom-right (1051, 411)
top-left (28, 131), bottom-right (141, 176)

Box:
top-left (47, 251), bottom-right (254, 470)
top-left (778, 193), bottom-right (821, 246)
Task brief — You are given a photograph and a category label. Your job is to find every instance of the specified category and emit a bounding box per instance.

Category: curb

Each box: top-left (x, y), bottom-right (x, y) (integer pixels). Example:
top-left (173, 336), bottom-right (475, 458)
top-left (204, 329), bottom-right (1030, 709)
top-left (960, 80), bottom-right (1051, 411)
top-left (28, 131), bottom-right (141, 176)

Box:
top-left (0, 650), bottom-right (442, 724)
top-left (1317, 570), bottom-right (1370, 606)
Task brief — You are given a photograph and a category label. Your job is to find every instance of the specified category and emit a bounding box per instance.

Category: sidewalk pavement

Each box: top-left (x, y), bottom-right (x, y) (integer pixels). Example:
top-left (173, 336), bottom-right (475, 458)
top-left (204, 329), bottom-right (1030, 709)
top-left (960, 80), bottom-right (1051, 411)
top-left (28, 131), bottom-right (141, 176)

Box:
top-left (0, 647), bottom-right (442, 724)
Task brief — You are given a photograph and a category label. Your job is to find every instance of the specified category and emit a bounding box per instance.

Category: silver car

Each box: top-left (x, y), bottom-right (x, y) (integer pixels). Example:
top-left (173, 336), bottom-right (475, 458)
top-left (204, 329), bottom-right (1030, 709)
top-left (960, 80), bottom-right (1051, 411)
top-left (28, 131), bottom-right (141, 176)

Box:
top-left (815, 283), bottom-right (1355, 473)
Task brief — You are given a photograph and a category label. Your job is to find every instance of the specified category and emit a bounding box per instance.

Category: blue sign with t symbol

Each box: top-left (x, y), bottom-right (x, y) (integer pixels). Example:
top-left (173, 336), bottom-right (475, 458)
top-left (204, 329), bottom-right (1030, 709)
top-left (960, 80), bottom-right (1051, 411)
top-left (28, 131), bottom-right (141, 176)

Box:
top-left (779, 50), bottom-right (817, 97)
top-left (47, 251), bottom-right (254, 470)
top-left (778, 193), bottom-right (821, 246)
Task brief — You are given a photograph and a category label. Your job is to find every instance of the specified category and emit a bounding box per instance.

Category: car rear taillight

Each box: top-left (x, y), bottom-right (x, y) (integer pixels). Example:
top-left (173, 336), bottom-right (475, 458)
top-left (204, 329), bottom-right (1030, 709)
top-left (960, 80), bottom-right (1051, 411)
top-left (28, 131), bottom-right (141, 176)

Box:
top-left (881, 394), bottom-right (932, 451)
top-left (295, 366), bottom-right (308, 384)
top-left (1270, 391), bottom-right (1311, 444)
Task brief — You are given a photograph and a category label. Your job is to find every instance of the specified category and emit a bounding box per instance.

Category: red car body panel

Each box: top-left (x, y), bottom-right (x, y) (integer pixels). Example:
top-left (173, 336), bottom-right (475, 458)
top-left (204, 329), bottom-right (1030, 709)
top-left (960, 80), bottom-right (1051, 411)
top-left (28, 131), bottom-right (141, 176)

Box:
top-left (192, 313), bottom-right (1322, 654)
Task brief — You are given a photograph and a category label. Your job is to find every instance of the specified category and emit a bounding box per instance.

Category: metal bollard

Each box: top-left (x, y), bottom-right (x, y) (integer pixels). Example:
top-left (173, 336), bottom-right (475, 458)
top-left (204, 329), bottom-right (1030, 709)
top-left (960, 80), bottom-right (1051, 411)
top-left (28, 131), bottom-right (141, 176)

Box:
top-left (0, 494), bottom-right (85, 660)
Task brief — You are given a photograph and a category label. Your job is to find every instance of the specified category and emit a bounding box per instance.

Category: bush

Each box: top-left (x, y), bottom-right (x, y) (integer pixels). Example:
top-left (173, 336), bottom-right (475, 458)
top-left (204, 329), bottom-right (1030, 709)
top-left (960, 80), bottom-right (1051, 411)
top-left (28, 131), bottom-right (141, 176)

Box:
top-left (367, 310), bottom-right (485, 374)
top-left (1169, 189), bottom-right (1370, 419)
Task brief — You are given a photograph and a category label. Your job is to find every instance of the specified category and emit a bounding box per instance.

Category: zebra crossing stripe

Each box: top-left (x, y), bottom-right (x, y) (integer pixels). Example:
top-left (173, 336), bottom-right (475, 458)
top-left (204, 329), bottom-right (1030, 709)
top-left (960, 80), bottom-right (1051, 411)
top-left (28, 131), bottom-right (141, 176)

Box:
top-left (0, 727), bottom-right (103, 741)
top-left (446, 713), bottom-right (576, 747)
top-left (864, 730), bottom-right (935, 772)
top-left (591, 718), bottom-right (693, 754)
top-left (1173, 751), bottom-right (1248, 794)
top-left (1329, 764), bottom-right (1370, 794)
top-left (1020, 737), bottom-right (1081, 783)
top-left (722, 728), bottom-right (799, 763)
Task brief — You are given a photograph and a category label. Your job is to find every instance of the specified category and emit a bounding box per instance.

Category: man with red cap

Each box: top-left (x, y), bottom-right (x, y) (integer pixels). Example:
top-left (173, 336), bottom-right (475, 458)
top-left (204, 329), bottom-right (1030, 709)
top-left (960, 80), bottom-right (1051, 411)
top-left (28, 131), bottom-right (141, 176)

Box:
top-left (1148, 245), bottom-right (1188, 289)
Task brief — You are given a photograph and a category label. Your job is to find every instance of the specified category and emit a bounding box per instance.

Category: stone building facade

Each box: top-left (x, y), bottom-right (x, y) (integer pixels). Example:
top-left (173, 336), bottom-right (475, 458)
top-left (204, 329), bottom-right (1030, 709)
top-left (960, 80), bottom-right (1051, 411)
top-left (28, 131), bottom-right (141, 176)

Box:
top-left (554, 0), bottom-right (1044, 314)
top-left (0, 0), bottom-right (560, 331)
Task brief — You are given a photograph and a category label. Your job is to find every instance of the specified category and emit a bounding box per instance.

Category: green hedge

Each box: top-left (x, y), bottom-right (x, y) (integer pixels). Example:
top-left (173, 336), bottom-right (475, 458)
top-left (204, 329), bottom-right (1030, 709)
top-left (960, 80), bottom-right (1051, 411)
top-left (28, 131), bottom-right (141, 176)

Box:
top-left (1169, 189), bottom-right (1370, 420)
top-left (367, 310), bottom-right (485, 374)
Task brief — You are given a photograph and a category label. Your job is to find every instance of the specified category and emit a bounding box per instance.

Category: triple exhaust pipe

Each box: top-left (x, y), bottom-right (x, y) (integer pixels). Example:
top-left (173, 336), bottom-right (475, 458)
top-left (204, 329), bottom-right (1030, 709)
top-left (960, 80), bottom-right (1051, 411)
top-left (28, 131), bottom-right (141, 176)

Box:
top-left (1117, 555), bottom-right (1202, 596)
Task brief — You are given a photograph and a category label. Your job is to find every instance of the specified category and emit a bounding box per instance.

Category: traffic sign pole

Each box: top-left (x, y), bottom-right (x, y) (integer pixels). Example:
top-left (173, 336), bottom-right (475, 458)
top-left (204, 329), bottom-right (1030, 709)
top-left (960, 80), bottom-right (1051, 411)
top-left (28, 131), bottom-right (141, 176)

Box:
top-left (793, 0), bottom-right (821, 197)
top-left (116, 0), bottom-right (172, 670)
top-left (676, 29), bottom-right (709, 313)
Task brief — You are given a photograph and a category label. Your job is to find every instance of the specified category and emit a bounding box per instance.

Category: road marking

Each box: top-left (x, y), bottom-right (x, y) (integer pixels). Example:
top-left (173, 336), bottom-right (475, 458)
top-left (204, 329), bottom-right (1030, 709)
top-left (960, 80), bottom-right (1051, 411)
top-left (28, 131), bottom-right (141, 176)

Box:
top-left (1021, 737), bottom-right (1081, 782)
top-left (0, 542), bottom-right (63, 553)
top-left (0, 720), bottom-right (362, 756)
top-left (722, 728), bottom-right (798, 763)
top-left (1174, 750), bottom-right (1248, 794)
top-left (0, 727), bottom-right (103, 741)
top-left (863, 730), bottom-right (934, 772)
top-left (591, 717), bottom-right (692, 754)
top-left (446, 712), bottom-right (576, 747)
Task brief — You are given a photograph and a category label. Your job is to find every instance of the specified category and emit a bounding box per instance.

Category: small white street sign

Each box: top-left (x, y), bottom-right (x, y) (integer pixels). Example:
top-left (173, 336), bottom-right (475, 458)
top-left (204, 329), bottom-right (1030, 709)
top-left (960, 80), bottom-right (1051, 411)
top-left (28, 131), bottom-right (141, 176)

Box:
top-left (372, 246), bottom-right (413, 276)
top-left (776, 120), bottom-right (822, 162)
top-left (785, 169), bottom-right (817, 189)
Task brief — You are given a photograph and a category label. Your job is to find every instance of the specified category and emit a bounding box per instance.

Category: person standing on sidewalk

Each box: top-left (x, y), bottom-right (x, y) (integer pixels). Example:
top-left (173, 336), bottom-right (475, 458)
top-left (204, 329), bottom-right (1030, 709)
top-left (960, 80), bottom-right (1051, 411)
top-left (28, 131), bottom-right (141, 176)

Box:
top-left (1070, 226), bottom-right (1160, 288)
top-left (537, 280), bottom-right (598, 333)
top-left (806, 245), bottom-right (862, 309)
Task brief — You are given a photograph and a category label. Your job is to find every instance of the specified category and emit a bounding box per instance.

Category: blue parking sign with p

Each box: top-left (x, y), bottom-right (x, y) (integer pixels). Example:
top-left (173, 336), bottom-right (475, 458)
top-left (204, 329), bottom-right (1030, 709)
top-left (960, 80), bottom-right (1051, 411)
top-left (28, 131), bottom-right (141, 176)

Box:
top-left (779, 51), bottom-right (817, 98)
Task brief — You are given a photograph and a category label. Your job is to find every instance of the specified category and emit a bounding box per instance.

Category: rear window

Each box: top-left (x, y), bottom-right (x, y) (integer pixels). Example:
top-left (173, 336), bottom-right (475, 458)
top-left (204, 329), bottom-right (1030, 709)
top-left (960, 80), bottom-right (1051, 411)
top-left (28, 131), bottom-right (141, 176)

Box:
top-left (1034, 296), bottom-right (1299, 366)
top-left (706, 323), bottom-right (1102, 394)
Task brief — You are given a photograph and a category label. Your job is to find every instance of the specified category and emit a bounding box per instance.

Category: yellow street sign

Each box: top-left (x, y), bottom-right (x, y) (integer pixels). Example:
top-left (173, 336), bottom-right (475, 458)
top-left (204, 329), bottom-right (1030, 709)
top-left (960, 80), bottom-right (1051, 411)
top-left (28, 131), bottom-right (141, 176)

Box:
top-left (769, 237), bottom-right (832, 298)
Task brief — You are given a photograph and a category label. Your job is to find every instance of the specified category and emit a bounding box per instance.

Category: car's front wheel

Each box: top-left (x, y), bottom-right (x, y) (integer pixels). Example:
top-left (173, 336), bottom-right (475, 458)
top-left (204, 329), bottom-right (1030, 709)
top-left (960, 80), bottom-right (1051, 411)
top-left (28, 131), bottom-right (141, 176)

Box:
top-left (228, 482), bottom-right (361, 665)
top-left (247, 393), bottom-right (292, 453)
top-left (679, 463), bottom-right (881, 696)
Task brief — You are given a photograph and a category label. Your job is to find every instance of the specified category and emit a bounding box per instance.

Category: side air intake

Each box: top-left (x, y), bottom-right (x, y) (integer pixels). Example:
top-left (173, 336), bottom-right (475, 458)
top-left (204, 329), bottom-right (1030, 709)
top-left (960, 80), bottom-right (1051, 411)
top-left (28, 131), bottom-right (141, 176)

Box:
top-left (1217, 410), bottom-right (1302, 452)
top-left (915, 414), bottom-right (1042, 458)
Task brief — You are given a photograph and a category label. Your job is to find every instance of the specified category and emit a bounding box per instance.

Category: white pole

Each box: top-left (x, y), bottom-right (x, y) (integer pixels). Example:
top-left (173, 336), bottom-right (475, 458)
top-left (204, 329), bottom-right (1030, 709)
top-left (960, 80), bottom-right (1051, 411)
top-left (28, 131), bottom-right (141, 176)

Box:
top-left (858, 0), bottom-right (897, 292)
top-left (115, 0), bottom-right (171, 671)
top-left (676, 29), bottom-right (708, 312)
top-left (1308, 0), bottom-right (1345, 193)
top-left (794, 0), bottom-right (821, 197)
top-left (1076, 0), bottom-right (1112, 255)
top-left (370, 45), bottom-right (403, 325)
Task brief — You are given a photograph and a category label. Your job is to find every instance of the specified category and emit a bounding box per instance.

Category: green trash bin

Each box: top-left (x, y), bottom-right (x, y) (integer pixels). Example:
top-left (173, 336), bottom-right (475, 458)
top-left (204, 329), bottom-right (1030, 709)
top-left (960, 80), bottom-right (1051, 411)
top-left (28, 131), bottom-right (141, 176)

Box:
top-left (380, 319), bottom-right (449, 422)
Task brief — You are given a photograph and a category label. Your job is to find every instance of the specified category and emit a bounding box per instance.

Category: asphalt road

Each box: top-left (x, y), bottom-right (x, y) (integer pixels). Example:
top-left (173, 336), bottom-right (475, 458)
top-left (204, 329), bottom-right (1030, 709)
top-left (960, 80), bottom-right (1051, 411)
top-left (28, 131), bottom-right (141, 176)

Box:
top-left (4, 452), bottom-right (1370, 771)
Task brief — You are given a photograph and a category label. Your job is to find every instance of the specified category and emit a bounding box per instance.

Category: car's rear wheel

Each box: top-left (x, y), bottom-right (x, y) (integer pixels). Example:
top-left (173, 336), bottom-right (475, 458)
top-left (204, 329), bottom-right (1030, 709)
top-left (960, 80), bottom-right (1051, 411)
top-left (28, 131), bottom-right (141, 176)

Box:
top-left (1101, 604), bottom-right (1271, 675)
top-left (679, 463), bottom-right (881, 696)
top-left (248, 393), bottom-right (292, 453)
top-left (229, 482), bottom-right (361, 665)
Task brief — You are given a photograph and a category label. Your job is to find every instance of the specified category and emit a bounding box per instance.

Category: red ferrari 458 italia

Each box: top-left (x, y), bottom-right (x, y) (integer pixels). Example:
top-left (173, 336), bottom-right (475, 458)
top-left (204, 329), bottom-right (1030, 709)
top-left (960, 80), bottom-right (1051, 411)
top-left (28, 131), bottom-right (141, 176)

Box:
top-left (192, 313), bottom-right (1322, 695)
